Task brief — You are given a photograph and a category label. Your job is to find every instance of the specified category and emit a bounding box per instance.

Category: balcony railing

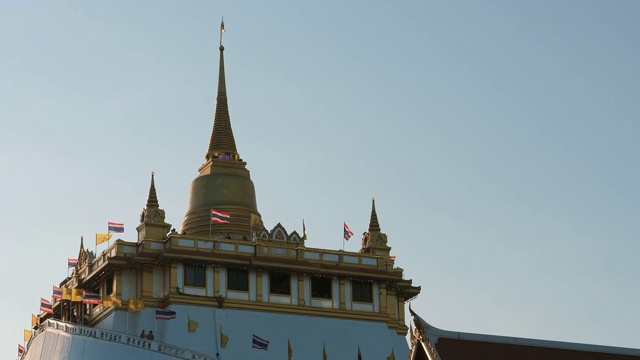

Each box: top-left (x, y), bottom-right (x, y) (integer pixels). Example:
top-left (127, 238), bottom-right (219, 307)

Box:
top-left (29, 319), bottom-right (216, 360)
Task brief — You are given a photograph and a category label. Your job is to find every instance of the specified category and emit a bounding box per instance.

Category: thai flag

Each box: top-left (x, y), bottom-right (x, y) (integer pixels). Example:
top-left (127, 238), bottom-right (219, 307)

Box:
top-left (68, 258), bottom-right (78, 268)
top-left (40, 298), bottom-right (54, 314)
top-left (18, 344), bottom-right (25, 357)
top-left (108, 222), bottom-right (124, 233)
top-left (155, 308), bottom-right (176, 320)
top-left (83, 292), bottom-right (102, 305)
top-left (52, 286), bottom-right (63, 299)
top-left (252, 334), bottom-right (269, 351)
top-left (211, 209), bottom-right (231, 224)
top-left (390, 255), bottom-right (397, 261)
top-left (344, 222), bottom-right (354, 241)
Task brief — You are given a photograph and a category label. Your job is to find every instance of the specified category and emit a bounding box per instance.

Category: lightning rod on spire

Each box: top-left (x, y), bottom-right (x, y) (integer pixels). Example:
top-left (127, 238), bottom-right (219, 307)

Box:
top-left (220, 17), bottom-right (226, 47)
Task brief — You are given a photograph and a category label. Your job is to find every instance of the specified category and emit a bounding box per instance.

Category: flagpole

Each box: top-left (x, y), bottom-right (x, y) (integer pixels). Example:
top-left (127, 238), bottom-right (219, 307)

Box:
top-left (343, 222), bottom-right (345, 251)
top-left (213, 309), bottom-right (219, 356)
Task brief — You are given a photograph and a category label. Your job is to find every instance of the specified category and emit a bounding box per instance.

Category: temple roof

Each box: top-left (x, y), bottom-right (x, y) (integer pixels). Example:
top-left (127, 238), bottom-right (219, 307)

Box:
top-left (410, 309), bottom-right (640, 360)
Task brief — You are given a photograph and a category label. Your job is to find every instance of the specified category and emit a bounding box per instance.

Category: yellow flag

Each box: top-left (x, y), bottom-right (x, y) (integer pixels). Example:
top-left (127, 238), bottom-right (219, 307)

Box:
top-left (188, 318), bottom-right (199, 333)
top-left (250, 213), bottom-right (261, 225)
top-left (387, 348), bottom-right (396, 360)
top-left (32, 314), bottom-right (39, 328)
top-left (103, 295), bottom-right (122, 307)
top-left (24, 329), bottom-right (32, 342)
top-left (96, 233), bottom-right (113, 245)
top-left (128, 299), bottom-right (144, 312)
top-left (288, 339), bottom-right (293, 360)
top-left (71, 289), bottom-right (84, 302)
top-left (62, 288), bottom-right (72, 300)
top-left (323, 343), bottom-right (327, 360)
top-left (220, 331), bottom-right (229, 349)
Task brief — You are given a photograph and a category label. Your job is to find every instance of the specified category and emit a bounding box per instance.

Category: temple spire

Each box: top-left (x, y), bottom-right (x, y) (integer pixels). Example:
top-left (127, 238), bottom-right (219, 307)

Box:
top-left (368, 197), bottom-right (381, 232)
top-left (146, 172), bottom-right (159, 208)
top-left (206, 18), bottom-right (238, 161)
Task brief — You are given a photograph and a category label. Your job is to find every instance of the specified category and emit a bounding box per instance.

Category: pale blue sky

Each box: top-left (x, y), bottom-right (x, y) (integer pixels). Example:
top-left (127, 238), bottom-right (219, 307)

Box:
top-left (1, 1), bottom-right (639, 358)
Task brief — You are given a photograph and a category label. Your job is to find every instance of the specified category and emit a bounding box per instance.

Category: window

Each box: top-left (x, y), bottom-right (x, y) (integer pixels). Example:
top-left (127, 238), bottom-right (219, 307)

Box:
top-left (105, 276), bottom-right (114, 295)
top-left (269, 273), bottom-right (291, 295)
top-left (352, 280), bottom-right (373, 303)
top-left (311, 276), bottom-right (332, 299)
top-left (227, 268), bottom-right (248, 291)
top-left (185, 265), bottom-right (206, 287)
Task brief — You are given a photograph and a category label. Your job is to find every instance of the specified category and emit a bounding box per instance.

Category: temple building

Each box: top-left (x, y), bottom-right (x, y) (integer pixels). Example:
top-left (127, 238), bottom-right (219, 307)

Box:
top-left (20, 25), bottom-right (640, 360)
top-left (22, 30), bottom-right (419, 360)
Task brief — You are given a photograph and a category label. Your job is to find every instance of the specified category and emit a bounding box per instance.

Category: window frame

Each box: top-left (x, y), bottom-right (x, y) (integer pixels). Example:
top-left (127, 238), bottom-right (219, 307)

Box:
top-left (311, 276), bottom-right (332, 299)
top-left (351, 280), bottom-right (373, 303)
top-left (269, 272), bottom-right (291, 295)
top-left (227, 268), bottom-right (249, 291)
top-left (184, 264), bottom-right (206, 287)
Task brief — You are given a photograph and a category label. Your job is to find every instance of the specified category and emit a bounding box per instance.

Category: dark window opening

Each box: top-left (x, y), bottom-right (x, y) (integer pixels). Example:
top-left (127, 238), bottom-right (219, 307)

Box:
top-left (227, 268), bottom-right (249, 291)
top-left (311, 276), bottom-right (332, 299)
top-left (269, 273), bottom-right (291, 295)
top-left (352, 280), bottom-right (373, 303)
top-left (185, 265), bottom-right (206, 287)
top-left (105, 276), bottom-right (114, 295)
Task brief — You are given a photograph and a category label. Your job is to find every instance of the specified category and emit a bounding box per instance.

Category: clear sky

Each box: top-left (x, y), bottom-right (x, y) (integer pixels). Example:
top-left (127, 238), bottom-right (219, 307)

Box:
top-left (1, 1), bottom-right (639, 358)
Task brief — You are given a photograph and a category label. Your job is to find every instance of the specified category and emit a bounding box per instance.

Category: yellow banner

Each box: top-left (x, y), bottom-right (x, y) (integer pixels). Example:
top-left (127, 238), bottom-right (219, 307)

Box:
top-left (128, 299), bottom-right (144, 312)
top-left (103, 295), bottom-right (122, 308)
top-left (71, 289), bottom-right (84, 302)
top-left (96, 233), bottom-right (113, 245)
top-left (221, 331), bottom-right (229, 349)
top-left (32, 314), bottom-right (39, 328)
top-left (188, 318), bottom-right (199, 333)
top-left (62, 288), bottom-right (72, 300)
top-left (24, 329), bottom-right (32, 342)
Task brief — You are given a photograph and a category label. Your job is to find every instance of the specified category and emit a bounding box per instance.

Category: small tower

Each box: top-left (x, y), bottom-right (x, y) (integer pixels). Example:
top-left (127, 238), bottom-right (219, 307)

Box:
top-left (136, 172), bottom-right (171, 242)
top-left (360, 198), bottom-right (392, 258)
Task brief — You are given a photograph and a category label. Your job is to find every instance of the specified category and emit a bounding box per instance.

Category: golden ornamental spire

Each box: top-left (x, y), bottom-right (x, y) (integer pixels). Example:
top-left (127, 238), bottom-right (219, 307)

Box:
top-left (182, 18), bottom-right (260, 237)
top-left (146, 171), bottom-right (159, 208)
top-left (206, 17), bottom-right (238, 162)
top-left (368, 197), bottom-right (381, 232)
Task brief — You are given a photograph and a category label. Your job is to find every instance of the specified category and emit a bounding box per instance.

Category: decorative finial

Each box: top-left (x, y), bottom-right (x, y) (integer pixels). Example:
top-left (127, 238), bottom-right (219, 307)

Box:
top-left (368, 197), bottom-right (381, 232)
top-left (146, 171), bottom-right (159, 208)
top-left (219, 17), bottom-right (226, 49)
